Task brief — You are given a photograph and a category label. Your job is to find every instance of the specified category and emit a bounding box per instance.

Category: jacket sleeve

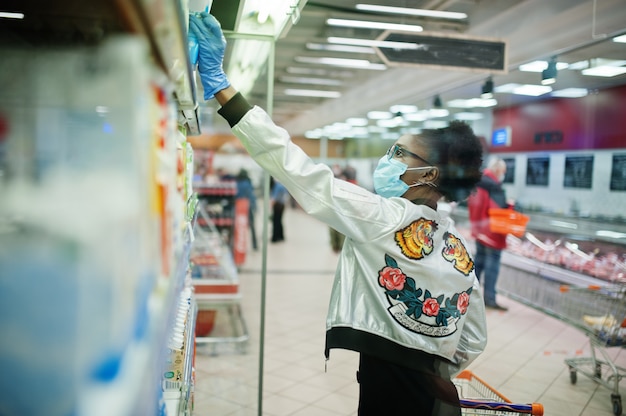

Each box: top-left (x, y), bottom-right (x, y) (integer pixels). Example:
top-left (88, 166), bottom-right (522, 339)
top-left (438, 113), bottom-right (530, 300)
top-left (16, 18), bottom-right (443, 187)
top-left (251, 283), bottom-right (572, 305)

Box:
top-left (220, 101), bottom-right (405, 241)
top-left (446, 277), bottom-right (488, 377)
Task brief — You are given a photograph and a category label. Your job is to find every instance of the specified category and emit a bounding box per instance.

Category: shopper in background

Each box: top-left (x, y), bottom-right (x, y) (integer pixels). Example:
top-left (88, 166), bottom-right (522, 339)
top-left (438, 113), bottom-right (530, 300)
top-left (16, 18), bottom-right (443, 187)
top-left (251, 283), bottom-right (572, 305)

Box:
top-left (269, 177), bottom-right (288, 243)
top-left (235, 169), bottom-right (258, 251)
top-left (189, 13), bottom-right (488, 416)
top-left (466, 157), bottom-right (510, 311)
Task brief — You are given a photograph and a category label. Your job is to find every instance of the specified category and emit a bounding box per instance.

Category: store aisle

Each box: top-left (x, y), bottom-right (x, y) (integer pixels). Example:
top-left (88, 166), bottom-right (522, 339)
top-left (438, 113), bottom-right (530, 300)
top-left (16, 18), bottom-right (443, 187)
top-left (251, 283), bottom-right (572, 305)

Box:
top-left (192, 204), bottom-right (625, 416)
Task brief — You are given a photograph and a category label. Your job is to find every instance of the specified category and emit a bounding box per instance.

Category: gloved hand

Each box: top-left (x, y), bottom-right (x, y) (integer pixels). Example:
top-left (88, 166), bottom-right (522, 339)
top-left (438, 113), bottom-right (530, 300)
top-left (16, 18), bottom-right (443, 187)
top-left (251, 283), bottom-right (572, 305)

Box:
top-left (188, 12), bottom-right (231, 100)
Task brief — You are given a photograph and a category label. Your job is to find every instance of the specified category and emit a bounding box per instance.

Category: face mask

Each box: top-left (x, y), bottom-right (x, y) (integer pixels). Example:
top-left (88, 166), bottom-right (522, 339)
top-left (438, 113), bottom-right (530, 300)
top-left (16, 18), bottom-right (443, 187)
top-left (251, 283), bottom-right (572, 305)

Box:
top-left (373, 156), bottom-right (435, 198)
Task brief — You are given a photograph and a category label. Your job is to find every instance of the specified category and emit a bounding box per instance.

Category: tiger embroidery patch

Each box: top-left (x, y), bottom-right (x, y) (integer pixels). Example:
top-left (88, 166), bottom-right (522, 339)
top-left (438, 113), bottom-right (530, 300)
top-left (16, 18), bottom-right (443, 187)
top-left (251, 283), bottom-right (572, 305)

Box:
top-left (394, 218), bottom-right (437, 260)
top-left (441, 231), bottom-right (474, 276)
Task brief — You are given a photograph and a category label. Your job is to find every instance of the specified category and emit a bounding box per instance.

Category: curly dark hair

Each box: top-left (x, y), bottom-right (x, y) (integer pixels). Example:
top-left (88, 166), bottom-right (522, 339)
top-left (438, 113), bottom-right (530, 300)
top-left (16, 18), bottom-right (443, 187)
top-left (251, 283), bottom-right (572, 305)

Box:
top-left (416, 120), bottom-right (483, 202)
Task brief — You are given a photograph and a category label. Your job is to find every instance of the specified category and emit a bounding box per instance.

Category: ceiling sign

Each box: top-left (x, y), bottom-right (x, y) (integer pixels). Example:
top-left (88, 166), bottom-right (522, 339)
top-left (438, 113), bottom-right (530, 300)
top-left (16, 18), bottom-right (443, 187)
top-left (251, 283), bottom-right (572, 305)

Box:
top-left (375, 30), bottom-right (507, 73)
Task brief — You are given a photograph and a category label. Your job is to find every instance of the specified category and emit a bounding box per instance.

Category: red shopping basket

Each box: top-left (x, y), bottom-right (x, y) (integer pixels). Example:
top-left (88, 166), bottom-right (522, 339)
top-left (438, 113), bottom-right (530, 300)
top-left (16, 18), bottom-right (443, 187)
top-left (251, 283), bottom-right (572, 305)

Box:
top-left (454, 370), bottom-right (544, 415)
top-left (488, 208), bottom-right (529, 238)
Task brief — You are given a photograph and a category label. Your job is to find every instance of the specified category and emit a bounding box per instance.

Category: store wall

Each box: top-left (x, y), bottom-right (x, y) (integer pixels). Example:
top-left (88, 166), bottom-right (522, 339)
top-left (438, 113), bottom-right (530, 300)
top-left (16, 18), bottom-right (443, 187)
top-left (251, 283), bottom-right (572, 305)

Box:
top-left (490, 84), bottom-right (626, 153)
top-left (488, 84), bottom-right (626, 218)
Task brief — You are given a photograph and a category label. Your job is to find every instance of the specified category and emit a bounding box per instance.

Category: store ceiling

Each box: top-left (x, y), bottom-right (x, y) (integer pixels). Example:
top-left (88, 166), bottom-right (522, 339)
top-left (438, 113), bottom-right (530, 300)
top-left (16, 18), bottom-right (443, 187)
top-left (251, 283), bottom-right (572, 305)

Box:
top-left (235, 0), bottom-right (626, 138)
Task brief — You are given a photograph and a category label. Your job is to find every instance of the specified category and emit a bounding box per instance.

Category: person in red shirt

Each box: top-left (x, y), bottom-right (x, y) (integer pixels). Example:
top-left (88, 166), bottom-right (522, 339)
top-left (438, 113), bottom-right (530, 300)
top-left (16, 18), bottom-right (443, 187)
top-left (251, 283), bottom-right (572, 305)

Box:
top-left (467, 157), bottom-right (510, 311)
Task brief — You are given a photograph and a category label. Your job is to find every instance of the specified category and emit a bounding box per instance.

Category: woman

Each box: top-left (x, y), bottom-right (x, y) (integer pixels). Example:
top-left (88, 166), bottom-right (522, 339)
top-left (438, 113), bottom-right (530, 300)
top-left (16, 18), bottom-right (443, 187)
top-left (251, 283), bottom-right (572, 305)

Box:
top-left (190, 13), bottom-right (488, 416)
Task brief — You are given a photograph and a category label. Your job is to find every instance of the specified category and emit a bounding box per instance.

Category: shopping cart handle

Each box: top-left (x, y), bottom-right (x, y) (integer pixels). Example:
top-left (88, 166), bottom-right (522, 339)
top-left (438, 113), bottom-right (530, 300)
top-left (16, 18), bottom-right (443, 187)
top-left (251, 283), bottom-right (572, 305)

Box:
top-left (460, 399), bottom-right (544, 415)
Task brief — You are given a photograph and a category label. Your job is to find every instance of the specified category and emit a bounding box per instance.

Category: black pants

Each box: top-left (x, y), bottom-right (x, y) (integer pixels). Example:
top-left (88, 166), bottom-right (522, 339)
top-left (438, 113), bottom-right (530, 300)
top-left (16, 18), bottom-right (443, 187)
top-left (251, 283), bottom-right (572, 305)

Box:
top-left (271, 202), bottom-right (285, 242)
top-left (357, 354), bottom-right (461, 416)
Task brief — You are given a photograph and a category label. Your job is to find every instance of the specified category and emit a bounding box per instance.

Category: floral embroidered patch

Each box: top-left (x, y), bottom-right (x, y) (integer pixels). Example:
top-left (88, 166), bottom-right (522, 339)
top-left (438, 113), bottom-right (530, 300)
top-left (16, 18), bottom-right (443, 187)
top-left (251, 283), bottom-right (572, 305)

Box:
top-left (395, 218), bottom-right (437, 260)
top-left (441, 231), bottom-right (474, 276)
top-left (378, 254), bottom-right (473, 337)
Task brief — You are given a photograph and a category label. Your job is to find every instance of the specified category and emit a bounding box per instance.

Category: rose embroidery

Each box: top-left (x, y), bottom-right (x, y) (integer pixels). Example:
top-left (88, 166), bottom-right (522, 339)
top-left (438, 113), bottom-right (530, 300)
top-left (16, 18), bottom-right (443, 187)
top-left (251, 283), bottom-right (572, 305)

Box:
top-left (379, 266), bottom-right (406, 291)
top-left (378, 254), bottom-right (473, 327)
top-left (422, 298), bottom-right (440, 316)
top-left (457, 292), bottom-right (470, 314)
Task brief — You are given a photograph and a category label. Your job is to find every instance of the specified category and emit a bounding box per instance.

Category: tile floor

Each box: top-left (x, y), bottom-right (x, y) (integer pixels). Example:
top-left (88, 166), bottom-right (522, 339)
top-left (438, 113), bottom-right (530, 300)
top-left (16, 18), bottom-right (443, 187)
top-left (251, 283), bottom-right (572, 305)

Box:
top-left (192, 205), bottom-right (625, 416)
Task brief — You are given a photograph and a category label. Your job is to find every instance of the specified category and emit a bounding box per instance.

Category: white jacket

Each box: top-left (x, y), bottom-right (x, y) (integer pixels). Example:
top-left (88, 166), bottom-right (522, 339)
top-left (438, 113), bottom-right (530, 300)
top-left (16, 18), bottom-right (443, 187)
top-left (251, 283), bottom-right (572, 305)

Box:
top-left (220, 97), bottom-right (488, 377)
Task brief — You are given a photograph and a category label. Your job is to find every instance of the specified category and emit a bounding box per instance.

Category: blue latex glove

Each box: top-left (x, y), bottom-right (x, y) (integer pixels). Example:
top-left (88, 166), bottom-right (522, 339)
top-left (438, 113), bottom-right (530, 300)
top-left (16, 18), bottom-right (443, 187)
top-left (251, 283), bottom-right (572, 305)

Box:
top-left (188, 13), bottom-right (230, 100)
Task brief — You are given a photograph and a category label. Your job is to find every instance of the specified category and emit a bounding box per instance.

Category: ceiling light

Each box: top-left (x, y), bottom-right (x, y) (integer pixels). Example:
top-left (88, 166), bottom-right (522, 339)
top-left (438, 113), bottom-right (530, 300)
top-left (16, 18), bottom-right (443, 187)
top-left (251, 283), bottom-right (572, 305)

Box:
top-left (306, 43), bottom-right (376, 54)
top-left (355, 4), bottom-right (467, 20)
top-left (0, 11), bottom-right (24, 19)
top-left (294, 56), bottom-right (386, 70)
top-left (582, 59), bottom-right (626, 77)
top-left (429, 108), bottom-right (450, 118)
top-left (495, 83), bottom-right (552, 96)
top-left (368, 126), bottom-right (387, 133)
top-left (367, 111), bottom-right (393, 120)
top-left (481, 77), bottom-right (494, 99)
top-left (541, 57), bottom-right (557, 85)
top-left (514, 84), bottom-right (553, 96)
top-left (327, 18), bottom-right (423, 32)
top-left (346, 117), bottom-right (369, 126)
top-left (613, 34), bottom-right (626, 43)
top-left (454, 112), bottom-right (484, 121)
top-left (567, 60), bottom-right (589, 70)
top-left (424, 120), bottom-right (449, 129)
top-left (403, 111), bottom-right (428, 122)
top-left (389, 105), bottom-right (418, 114)
top-left (227, 38), bottom-right (272, 96)
top-left (447, 98), bottom-right (497, 108)
top-left (305, 129), bottom-right (323, 139)
top-left (350, 127), bottom-right (370, 137)
top-left (551, 88), bottom-right (588, 98)
top-left (284, 89), bottom-right (341, 98)
top-left (519, 60), bottom-right (569, 72)
top-left (377, 118), bottom-right (406, 128)
top-left (327, 37), bottom-right (419, 50)
top-left (583, 66), bottom-right (626, 77)
top-left (279, 76), bottom-right (343, 86)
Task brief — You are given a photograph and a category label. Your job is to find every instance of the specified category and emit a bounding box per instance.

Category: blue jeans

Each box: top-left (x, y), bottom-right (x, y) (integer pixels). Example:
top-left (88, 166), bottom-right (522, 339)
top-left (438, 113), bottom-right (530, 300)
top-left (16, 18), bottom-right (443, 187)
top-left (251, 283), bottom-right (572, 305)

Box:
top-left (474, 242), bottom-right (502, 306)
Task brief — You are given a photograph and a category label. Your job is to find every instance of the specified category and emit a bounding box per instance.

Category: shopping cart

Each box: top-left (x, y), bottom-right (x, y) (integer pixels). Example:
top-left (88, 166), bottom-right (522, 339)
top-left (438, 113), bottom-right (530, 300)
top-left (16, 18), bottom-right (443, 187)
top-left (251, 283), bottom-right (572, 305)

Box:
top-left (560, 284), bottom-right (626, 416)
top-left (454, 370), bottom-right (544, 415)
top-left (497, 265), bottom-right (626, 415)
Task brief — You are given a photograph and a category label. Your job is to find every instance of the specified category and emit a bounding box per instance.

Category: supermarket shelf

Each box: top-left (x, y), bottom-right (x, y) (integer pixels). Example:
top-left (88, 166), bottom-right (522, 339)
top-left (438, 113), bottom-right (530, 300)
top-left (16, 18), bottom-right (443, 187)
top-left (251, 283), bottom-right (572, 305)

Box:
top-left (162, 298), bottom-right (197, 416)
top-left (0, 0), bottom-right (200, 135)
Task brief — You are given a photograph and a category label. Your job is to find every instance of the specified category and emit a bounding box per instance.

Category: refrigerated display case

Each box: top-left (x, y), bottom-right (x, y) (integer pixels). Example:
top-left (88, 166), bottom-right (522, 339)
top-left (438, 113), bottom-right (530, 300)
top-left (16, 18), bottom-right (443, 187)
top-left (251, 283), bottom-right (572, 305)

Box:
top-left (0, 1), bottom-right (201, 414)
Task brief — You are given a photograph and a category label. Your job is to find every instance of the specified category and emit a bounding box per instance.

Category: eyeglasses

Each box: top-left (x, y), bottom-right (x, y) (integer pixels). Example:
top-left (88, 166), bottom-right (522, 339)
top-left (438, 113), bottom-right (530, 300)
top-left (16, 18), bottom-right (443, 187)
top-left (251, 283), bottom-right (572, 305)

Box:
top-left (386, 144), bottom-right (432, 166)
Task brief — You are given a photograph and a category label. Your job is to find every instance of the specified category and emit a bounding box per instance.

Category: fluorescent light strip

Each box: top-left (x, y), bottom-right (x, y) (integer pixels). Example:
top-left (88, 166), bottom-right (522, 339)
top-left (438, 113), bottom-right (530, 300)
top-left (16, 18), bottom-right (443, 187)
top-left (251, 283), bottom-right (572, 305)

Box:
top-left (306, 43), bottom-right (376, 54)
top-left (519, 60), bottom-right (569, 72)
top-left (328, 36), bottom-right (418, 50)
top-left (454, 112), bottom-right (483, 121)
top-left (495, 83), bottom-right (552, 96)
top-left (327, 18), bottom-right (422, 32)
top-left (613, 34), bottom-right (626, 43)
top-left (279, 76), bottom-right (343, 86)
top-left (582, 66), bottom-right (626, 77)
top-left (367, 111), bottom-right (392, 120)
top-left (551, 88), bottom-right (588, 98)
top-left (390, 105), bottom-right (418, 114)
top-left (295, 56), bottom-right (386, 70)
top-left (356, 4), bottom-right (467, 20)
top-left (0, 11), bottom-right (24, 19)
top-left (284, 89), bottom-right (341, 98)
